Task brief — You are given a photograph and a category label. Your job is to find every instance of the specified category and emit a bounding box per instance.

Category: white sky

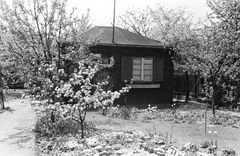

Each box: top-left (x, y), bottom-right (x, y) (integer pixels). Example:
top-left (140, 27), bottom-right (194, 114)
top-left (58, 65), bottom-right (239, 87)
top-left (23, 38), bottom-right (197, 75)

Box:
top-left (67, 0), bottom-right (211, 26)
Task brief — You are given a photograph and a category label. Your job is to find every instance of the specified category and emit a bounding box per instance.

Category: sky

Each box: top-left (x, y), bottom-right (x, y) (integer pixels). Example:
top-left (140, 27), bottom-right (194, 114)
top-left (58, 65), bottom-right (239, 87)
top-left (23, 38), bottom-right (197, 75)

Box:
top-left (67, 0), bottom-right (212, 26)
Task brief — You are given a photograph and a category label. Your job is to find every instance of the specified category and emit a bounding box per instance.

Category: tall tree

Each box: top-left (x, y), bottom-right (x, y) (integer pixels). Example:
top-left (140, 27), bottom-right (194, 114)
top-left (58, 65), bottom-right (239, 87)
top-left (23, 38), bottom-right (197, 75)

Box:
top-left (0, 0), bottom-right (91, 84)
top-left (150, 5), bottom-right (200, 102)
top-left (198, 0), bottom-right (240, 113)
top-left (117, 7), bottom-right (154, 37)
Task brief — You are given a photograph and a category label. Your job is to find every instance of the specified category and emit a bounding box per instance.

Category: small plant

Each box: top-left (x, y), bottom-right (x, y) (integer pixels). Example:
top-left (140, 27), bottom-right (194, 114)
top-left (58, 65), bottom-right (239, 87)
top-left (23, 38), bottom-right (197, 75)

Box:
top-left (34, 106), bottom-right (80, 136)
top-left (147, 125), bottom-right (157, 138)
top-left (108, 105), bottom-right (120, 117)
top-left (164, 131), bottom-right (177, 146)
top-left (147, 104), bottom-right (158, 112)
top-left (119, 106), bottom-right (131, 119)
top-left (142, 105), bottom-right (159, 122)
top-left (130, 107), bottom-right (139, 119)
top-left (99, 105), bottom-right (139, 120)
top-left (221, 149), bottom-right (237, 156)
top-left (200, 140), bottom-right (211, 148)
top-left (208, 115), bottom-right (238, 127)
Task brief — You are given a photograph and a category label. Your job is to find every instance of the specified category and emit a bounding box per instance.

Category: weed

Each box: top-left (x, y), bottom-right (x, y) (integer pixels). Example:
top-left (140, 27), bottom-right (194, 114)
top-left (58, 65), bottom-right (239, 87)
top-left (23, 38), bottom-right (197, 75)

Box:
top-left (142, 105), bottom-right (159, 122)
top-left (99, 105), bottom-right (139, 120)
top-left (209, 115), bottom-right (238, 127)
top-left (119, 106), bottom-right (131, 119)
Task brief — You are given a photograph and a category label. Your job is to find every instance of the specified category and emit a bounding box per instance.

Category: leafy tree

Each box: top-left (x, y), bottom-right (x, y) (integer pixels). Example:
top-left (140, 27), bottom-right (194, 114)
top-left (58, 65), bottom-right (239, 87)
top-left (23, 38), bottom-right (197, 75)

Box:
top-left (33, 44), bottom-right (130, 138)
top-left (196, 0), bottom-right (240, 113)
top-left (150, 4), bottom-right (200, 102)
top-left (0, 0), bottom-right (130, 138)
top-left (0, 0), bottom-right (91, 85)
top-left (117, 7), bottom-right (154, 37)
top-left (117, 1), bottom-right (240, 114)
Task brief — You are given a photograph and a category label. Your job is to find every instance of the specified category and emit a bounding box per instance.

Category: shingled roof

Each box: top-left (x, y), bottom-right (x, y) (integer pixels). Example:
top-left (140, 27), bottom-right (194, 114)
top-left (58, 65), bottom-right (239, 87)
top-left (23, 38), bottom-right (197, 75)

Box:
top-left (82, 26), bottom-right (165, 47)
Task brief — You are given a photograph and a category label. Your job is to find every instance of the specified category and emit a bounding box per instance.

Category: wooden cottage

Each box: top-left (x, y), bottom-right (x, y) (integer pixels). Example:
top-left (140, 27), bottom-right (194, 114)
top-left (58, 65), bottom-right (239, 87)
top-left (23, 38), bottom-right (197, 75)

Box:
top-left (82, 26), bottom-right (174, 106)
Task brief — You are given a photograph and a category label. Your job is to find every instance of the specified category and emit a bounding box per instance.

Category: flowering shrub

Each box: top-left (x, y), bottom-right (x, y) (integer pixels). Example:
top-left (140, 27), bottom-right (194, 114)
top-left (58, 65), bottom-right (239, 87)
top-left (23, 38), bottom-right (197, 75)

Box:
top-left (30, 42), bottom-right (130, 138)
top-left (108, 105), bottom-right (120, 117)
top-left (34, 104), bottom-right (80, 136)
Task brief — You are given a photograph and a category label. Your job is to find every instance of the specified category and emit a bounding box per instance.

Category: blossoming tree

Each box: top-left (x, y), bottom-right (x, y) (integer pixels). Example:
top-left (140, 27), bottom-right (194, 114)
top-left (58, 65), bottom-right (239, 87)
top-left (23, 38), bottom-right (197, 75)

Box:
top-left (0, 0), bottom-right (130, 138)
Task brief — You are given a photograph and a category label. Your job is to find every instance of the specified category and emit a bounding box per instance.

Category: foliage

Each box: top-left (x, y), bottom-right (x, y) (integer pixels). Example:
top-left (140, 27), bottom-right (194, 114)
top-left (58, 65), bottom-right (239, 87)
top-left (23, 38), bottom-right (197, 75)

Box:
top-left (99, 105), bottom-right (139, 120)
top-left (32, 55), bottom-right (130, 138)
top-left (36, 127), bottom-right (237, 156)
top-left (34, 103), bottom-right (80, 136)
top-left (117, 7), bottom-right (154, 38)
top-left (118, 106), bottom-right (132, 119)
top-left (208, 115), bottom-right (239, 127)
top-left (142, 105), bottom-right (159, 122)
top-left (181, 0), bottom-right (240, 113)
top-left (118, 4), bottom-right (200, 103)
top-left (117, 1), bottom-right (240, 112)
top-left (93, 66), bottom-right (117, 92)
top-left (0, 0), bottom-right (91, 85)
top-left (0, 0), bottom-right (132, 138)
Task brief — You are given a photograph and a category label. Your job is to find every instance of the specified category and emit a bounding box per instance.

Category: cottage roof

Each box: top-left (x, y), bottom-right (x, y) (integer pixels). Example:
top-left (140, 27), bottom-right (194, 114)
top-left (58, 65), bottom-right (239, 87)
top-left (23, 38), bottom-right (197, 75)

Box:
top-left (82, 26), bottom-right (166, 48)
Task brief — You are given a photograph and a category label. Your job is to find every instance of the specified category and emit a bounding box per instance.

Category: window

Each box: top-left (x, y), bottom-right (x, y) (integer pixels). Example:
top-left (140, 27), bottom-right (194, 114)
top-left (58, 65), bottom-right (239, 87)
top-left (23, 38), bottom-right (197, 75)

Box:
top-left (133, 58), bottom-right (153, 81)
top-left (121, 57), bottom-right (164, 82)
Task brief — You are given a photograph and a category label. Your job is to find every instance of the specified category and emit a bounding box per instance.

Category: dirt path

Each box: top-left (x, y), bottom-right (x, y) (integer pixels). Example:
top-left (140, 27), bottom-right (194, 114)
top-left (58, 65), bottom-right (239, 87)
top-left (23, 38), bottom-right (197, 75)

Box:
top-left (0, 99), bottom-right (36, 156)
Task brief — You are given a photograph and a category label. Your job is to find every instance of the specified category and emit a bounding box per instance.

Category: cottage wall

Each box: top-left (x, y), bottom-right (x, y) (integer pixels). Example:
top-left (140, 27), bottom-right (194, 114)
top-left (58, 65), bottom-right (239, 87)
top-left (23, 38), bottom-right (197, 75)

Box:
top-left (91, 45), bottom-right (174, 106)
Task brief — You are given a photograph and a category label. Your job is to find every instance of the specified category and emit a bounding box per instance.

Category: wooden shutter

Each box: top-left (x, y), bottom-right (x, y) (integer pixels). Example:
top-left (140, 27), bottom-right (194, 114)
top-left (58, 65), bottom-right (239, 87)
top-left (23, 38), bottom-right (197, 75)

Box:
top-left (154, 58), bottom-right (164, 81)
top-left (121, 57), bottom-right (132, 81)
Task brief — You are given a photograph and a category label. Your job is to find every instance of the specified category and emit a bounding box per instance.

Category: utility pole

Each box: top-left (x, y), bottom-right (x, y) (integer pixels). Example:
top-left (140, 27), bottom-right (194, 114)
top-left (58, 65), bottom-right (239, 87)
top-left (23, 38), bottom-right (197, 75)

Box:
top-left (112, 0), bottom-right (116, 43)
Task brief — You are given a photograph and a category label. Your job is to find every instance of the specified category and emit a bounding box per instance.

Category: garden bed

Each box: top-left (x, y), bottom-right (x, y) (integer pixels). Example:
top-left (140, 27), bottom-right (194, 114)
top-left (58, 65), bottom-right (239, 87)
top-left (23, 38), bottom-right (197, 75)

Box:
top-left (34, 104), bottom-right (240, 155)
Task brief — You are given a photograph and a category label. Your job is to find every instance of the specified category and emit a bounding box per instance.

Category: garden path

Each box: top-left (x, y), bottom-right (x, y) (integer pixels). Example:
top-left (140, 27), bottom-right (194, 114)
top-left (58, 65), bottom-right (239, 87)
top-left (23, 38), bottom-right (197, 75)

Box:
top-left (0, 99), bottom-right (36, 156)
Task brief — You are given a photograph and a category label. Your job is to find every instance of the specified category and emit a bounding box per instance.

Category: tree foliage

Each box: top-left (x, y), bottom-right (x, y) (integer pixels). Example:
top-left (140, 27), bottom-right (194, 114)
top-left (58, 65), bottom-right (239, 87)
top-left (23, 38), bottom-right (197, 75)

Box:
top-left (118, 4), bottom-right (197, 68)
top-left (0, 0), bottom-right (91, 84)
top-left (0, 0), bottom-right (130, 137)
top-left (118, 4), bottom-right (200, 102)
top-left (117, 7), bottom-right (153, 37)
top-left (200, 0), bottom-right (240, 112)
top-left (32, 46), bottom-right (129, 138)
top-left (118, 1), bottom-right (240, 112)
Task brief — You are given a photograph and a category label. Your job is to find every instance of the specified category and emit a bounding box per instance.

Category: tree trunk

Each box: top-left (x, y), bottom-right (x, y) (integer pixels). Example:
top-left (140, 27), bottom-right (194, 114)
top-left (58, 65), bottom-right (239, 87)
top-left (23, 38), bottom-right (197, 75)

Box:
top-left (194, 74), bottom-right (198, 98)
top-left (2, 93), bottom-right (4, 109)
top-left (80, 121), bottom-right (84, 139)
top-left (212, 91), bottom-right (216, 115)
top-left (204, 103), bottom-right (208, 134)
top-left (1, 91), bottom-right (4, 109)
top-left (185, 71), bottom-right (189, 103)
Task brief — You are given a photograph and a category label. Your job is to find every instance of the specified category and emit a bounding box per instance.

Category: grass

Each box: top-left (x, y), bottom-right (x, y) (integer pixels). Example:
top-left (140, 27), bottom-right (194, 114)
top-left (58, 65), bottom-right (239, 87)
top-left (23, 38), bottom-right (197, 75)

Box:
top-left (31, 96), bottom-right (239, 155)
top-left (85, 104), bottom-right (240, 155)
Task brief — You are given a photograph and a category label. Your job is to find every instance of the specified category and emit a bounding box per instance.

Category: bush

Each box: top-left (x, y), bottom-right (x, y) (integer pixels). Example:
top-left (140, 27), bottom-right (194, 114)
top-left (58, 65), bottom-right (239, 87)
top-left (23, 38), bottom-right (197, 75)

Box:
top-left (34, 108), bottom-right (80, 137)
top-left (209, 115), bottom-right (238, 127)
top-left (119, 106), bottom-right (132, 119)
top-left (142, 105), bottom-right (159, 122)
top-left (99, 105), bottom-right (139, 120)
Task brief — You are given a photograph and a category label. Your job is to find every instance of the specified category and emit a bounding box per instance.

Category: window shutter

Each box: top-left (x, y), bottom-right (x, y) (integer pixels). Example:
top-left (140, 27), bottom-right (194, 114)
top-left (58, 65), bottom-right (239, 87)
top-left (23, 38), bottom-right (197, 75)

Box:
top-left (154, 58), bottom-right (164, 81)
top-left (121, 57), bottom-right (132, 81)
